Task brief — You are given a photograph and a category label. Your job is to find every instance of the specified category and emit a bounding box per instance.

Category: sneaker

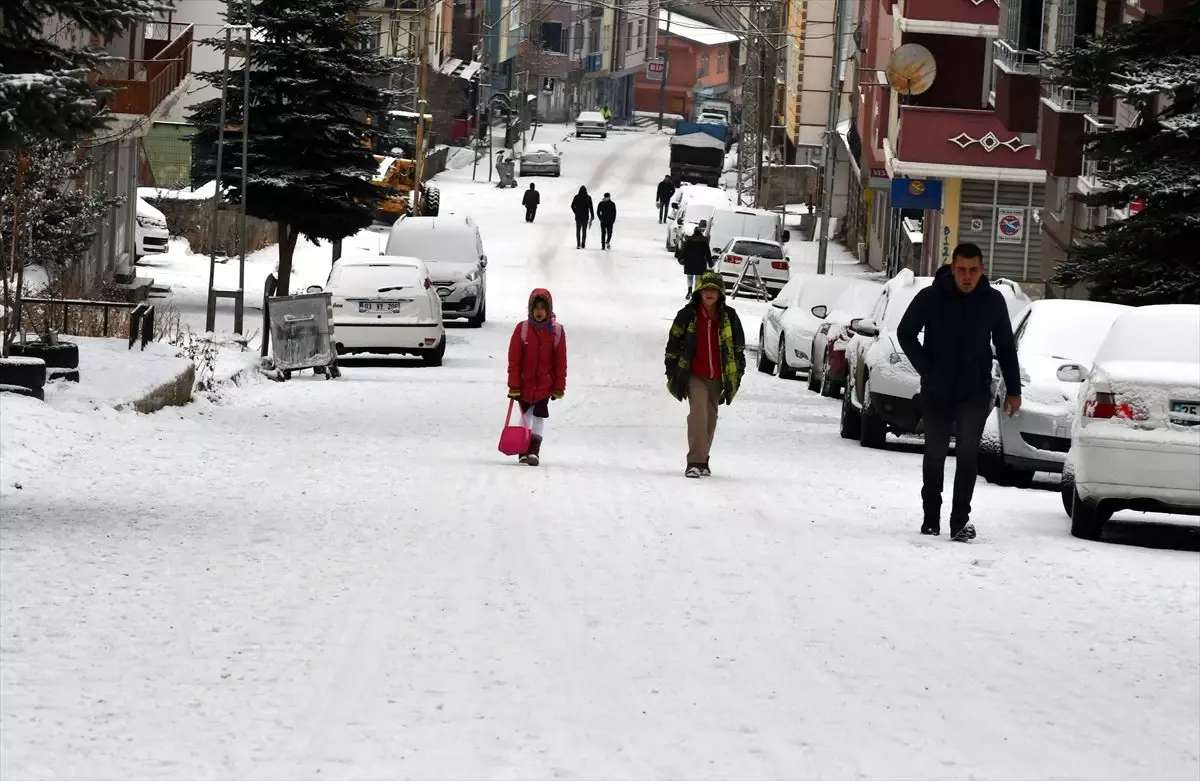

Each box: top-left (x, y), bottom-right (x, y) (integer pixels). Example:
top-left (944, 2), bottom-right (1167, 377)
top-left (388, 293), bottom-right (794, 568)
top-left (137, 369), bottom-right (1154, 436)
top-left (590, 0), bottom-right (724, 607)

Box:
top-left (699, 461), bottom-right (711, 477)
top-left (950, 523), bottom-right (977, 542)
top-left (920, 520), bottom-right (940, 536)
top-left (685, 465), bottom-right (702, 478)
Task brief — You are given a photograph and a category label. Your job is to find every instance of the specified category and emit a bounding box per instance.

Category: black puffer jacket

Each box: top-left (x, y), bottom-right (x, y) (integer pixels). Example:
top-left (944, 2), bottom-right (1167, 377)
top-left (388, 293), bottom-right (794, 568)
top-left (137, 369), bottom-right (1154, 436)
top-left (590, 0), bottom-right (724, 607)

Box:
top-left (571, 191), bottom-right (594, 222)
top-left (656, 179), bottom-right (676, 204)
top-left (597, 198), bottom-right (616, 224)
top-left (675, 232), bottom-right (713, 275)
top-left (897, 265), bottom-right (1021, 403)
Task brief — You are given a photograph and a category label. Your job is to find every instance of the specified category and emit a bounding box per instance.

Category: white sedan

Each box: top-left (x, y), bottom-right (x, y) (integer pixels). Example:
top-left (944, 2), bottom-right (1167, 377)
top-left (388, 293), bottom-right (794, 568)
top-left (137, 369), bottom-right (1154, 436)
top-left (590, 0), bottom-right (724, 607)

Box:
top-left (318, 254), bottom-right (447, 366)
top-left (575, 111), bottom-right (608, 138)
top-left (1062, 304), bottom-right (1200, 540)
top-left (519, 143), bottom-right (561, 176)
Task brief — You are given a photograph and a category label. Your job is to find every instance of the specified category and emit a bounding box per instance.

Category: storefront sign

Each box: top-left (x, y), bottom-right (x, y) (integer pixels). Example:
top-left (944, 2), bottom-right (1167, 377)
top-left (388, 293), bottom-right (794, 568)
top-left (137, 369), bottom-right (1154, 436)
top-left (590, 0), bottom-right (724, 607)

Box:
top-left (890, 177), bottom-right (943, 210)
top-left (870, 167), bottom-right (888, 178)
top-left (646, 59), bottom-right (665, 81)
top-left (996, 207), bottom-right (1025, 244)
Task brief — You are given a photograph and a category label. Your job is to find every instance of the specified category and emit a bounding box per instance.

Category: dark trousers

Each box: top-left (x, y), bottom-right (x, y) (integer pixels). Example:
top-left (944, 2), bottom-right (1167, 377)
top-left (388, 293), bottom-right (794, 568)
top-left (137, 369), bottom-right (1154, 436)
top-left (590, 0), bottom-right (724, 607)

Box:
top-left (658, 201), bottom-right (670, 223)
top-left (575, 219), bottom-right (589, 247)
top-left (600, 221), bottom-right (614, 246)
top-left (920, 393), bottom-right (992, 525)
top-left (525, 205), bottom-right (537, 222)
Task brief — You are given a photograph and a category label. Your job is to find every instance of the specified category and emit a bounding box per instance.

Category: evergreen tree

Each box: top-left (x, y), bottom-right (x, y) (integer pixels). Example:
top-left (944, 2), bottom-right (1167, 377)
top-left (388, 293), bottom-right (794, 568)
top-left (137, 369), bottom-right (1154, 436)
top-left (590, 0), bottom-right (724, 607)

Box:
top-left (1046, 1), bottom-right (1200, 304)
top-left (187, 0), bottom-right (400, 295)
top-left (0, 0), bottom-right (172, 148)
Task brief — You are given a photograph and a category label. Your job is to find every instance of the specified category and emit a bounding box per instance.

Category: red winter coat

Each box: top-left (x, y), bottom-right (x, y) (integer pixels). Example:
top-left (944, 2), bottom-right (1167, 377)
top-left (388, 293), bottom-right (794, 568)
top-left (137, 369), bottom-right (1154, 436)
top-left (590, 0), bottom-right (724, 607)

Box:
top-left (507, 288), bottom-right (568, 403)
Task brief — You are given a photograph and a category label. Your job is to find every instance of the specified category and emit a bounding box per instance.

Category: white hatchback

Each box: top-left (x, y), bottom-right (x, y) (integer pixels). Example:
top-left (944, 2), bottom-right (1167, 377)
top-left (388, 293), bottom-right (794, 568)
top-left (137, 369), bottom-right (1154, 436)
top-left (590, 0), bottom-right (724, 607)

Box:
top-left (320, 254), bottom-right (446, 365)
top-left (1062, 304), bottom-right (1200, 540)
top-left (715, 237), bottom-right (789, 300)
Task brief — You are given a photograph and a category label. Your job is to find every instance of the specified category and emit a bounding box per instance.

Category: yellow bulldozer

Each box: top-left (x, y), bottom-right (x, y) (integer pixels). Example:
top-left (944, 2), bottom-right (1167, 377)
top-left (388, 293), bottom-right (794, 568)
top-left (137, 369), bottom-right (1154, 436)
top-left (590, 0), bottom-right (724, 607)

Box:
top-left (370, 109), bottom-right (441, 223)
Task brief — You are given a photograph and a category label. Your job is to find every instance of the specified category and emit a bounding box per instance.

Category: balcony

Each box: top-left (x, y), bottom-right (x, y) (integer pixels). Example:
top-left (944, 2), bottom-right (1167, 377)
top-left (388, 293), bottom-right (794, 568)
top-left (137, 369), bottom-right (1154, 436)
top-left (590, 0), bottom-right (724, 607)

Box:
top-left (1039, 64), bottom-right (1091, 113)
top-left (98, 24), bottom-right (193, 117)
top-left (1078, 114), bottom-right (1114, 194)
top-left (896, 0), bottom-right (999, 36)
top-left (993, 40), bottom-right (1040, 133)
top-left (889, 105), bottom-right (1042, 181)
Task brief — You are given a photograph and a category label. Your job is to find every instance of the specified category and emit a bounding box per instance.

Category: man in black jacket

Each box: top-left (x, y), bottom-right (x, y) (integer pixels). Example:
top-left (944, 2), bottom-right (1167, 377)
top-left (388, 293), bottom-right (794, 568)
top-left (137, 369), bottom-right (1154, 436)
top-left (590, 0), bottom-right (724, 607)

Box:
top-left (675, 221), bottom-right (713, 299)
top-left (897, 243), bottom-right (1022, 542)
top-left (656, 175), bottom-right (676, 223)
top-left (597, 193), bottom-right (617, 249)
top-left (570, 186), bottom-right (594, 248)
top-left (522, 183), bottom-right (540, 223)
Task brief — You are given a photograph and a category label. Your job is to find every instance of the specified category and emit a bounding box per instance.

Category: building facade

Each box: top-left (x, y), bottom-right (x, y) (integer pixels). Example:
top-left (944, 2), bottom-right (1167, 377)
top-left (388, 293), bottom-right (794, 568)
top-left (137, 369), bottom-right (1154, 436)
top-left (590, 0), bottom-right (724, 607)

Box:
top-left (632, 9), bottom-right (736, 118)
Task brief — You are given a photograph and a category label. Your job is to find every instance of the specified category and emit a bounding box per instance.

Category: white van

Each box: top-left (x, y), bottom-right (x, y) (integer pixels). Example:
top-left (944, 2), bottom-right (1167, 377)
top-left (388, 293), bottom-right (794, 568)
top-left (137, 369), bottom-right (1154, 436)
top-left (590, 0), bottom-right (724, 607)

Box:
top-left (667, 186), bottom-right (731, 250)
top-left (384, 215), bottom-right (487, 326)
top-left (706, 207), bottom-right (789, 259)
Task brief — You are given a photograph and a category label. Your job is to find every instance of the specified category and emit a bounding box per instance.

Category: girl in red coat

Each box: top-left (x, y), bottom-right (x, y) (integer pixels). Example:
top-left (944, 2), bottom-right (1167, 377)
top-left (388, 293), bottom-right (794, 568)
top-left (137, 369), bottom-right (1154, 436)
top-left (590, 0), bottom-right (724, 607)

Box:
top-left (507, 288), bottom-right (567, 466)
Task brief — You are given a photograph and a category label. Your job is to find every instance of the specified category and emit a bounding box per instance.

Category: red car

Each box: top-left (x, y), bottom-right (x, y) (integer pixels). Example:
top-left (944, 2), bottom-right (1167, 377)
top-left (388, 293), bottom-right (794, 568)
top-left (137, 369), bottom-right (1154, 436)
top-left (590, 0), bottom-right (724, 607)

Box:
top-left (806, 281), bottom-right (880, 398)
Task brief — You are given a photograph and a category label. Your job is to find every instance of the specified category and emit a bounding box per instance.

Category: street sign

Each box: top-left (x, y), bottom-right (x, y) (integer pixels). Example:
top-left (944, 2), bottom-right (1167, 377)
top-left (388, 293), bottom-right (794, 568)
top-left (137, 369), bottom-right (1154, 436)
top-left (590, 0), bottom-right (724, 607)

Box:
top-left (996, 207), bottom-right (1025, 244)
top-left (646, 59), bottom-right (666, 82)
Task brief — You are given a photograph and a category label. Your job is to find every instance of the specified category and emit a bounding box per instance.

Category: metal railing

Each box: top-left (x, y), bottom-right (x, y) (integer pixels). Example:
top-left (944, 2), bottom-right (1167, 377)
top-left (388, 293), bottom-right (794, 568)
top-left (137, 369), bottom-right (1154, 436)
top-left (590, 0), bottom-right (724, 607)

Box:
top-left (993, 39), bottom-right (1040, 75)
top-left (14, 298), bottom-right (156, 350)
top-left (1080, 114), bottom-right (1115, 190)
top-left (1039, 64), bottom-right (1092, 113)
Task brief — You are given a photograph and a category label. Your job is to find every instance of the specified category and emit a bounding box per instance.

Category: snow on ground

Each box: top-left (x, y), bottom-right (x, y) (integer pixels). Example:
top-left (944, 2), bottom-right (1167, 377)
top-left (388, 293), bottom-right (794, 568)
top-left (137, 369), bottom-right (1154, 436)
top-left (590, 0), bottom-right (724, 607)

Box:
top-left (2, 128), bottom-right (1198, 780)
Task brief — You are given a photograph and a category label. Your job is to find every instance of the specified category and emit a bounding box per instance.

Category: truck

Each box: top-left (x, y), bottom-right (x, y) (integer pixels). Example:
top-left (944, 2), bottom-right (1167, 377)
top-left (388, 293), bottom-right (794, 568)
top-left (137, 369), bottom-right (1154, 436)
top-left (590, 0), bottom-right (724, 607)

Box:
top-left (370, 110), bottom-right (441, 222)
top-left (669, 123), bottom-right (726, 187)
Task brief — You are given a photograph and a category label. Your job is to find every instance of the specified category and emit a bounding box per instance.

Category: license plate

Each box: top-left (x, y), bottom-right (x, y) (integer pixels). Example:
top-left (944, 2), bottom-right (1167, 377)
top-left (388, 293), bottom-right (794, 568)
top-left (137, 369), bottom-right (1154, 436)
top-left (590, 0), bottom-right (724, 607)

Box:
top-left (358, 300), bottom-right (406, 313)
top-left (1170, 400), bottom-right (1200, 418)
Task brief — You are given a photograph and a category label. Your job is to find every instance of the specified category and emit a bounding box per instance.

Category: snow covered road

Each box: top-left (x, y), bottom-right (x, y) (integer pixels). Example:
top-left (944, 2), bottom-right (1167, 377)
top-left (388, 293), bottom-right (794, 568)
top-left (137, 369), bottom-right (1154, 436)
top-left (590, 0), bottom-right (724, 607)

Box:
top-left (2, 128), bottom-right (1198, 780)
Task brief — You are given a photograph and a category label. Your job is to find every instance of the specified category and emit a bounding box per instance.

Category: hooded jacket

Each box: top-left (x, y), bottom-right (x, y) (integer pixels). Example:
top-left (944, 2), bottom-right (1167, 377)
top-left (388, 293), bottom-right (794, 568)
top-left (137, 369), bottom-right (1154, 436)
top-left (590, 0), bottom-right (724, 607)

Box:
top-left (597, 197), bottom-right (616, 224)
top-left (675, 230), bottom-right (713, 276)
top-left (571, 188), bottom-right (594, 222)
top-left (508, 288), bottom-right (568, 404)
top-left (656, 179), bottom-right (676, 204)
top-left (664, 272), bottom-right (746, 404)
top-left (897, 265), bottom-right (1021, 404)
top-left (522, 187), bottom-right (540, 208)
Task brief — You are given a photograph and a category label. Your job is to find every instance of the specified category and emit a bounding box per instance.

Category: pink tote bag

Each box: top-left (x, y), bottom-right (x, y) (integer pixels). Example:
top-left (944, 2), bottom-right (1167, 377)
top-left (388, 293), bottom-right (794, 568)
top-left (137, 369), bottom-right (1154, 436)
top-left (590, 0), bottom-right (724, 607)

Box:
top-left (497, 399), bottom-right (532, 456)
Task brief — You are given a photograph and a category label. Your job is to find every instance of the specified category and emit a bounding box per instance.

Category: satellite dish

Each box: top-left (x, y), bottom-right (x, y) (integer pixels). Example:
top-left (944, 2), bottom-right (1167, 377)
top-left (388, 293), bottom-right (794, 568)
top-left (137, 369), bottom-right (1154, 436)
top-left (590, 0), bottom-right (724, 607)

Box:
top-left (886, 43), bottom-right (936, 96)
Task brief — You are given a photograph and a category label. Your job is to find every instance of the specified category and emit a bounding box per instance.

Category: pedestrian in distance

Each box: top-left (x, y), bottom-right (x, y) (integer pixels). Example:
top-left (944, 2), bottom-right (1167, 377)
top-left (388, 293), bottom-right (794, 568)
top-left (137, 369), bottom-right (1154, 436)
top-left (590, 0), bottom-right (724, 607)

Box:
top-left (597, 192), bottom-right (617, 249)
top-left (507, 288), bottom-right (568, 467)
top-left (571, 186), bottom-right (594, 249)
top-left (522, 183), bottom-right (540, 223)
top-left (897, 242), bottom-right (1022, 543)
top-left (656, 175), bottom-right (676, 223)
top-left (664, 272), bottom-right (746, 479)
top-left (675, 220), bottom-right (713, 299)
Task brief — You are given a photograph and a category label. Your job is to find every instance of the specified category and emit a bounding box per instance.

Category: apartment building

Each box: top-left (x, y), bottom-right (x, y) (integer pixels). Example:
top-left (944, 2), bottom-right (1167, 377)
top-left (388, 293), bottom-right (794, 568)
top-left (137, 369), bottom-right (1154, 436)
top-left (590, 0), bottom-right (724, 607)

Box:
top-left (632, 9), bottom-right (736, 117)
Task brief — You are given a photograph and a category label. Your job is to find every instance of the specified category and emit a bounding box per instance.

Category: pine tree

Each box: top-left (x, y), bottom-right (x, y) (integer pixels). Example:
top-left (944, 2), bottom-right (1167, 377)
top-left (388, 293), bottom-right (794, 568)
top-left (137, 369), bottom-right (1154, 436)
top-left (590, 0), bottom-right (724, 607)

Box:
top-left (187, 0), bottom-right (401, 295)
top-left (1045, 2), bottom-right (1200, 304)
top-left (0, 0), bottom-right (172, 148)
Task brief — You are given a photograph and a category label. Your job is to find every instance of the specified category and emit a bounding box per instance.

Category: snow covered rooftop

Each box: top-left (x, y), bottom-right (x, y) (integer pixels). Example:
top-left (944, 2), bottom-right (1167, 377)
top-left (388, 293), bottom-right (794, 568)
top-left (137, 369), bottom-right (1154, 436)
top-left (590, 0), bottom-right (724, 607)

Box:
top-left (658, 10), bottom-right (739, 47)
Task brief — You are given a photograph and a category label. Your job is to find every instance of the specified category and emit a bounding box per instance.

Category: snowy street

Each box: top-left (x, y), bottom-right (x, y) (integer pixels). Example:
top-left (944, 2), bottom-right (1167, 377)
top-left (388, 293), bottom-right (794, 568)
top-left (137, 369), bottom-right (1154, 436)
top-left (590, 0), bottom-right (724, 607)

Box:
top-left (2, 128), bottom-right (1198, 779)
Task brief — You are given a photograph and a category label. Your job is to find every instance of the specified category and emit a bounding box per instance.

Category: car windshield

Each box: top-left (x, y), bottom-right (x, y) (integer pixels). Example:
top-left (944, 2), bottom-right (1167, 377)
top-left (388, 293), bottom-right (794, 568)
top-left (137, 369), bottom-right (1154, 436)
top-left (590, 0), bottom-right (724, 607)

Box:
top-left (525, 145), bottom-right (555, 155)
top-left (1021, 305), bottom-right (1128, 363)
top-left (730, 241), bottom-right (782, 259)
top-left (388, 232), bottom-right (477, 266)
top-left (330, 264), bottom-right (420, 295)
top-left (828, 283), bottom-right (881, 323)
top-left (578, 113), bottom-right (604, 122)
top-left (882, 284), bottom-right (928, 331)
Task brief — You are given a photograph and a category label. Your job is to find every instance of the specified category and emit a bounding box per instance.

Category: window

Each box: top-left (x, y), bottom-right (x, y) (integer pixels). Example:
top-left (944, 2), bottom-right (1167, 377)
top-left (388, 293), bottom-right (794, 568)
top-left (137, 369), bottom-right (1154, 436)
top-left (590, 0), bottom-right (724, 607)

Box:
top-left (542, 21), bottom-right (565, 53)
top-left (509, 0), bottom-right (521, 31)
top-left (717, 51), bottom-right (726, 73)
top-left (572, 21), bottom-right (583, 57)
top-left (588, 21), bottom-right (600, 54)
top-left (699, 53), bottom-right (709, 77)
top-left (637, 20), bottom-right (645, 49)
top-left (626, 21), bottom-right (633, 52)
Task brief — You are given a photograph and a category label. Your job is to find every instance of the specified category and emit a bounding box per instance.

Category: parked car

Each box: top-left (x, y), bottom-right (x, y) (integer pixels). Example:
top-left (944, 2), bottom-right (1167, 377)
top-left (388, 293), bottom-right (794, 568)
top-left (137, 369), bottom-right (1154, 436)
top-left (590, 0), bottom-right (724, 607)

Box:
top-left (980, 299), bottom-right (1131, 487)
top-left (841, 271), bottom-right (1031, 448)
top-left (319, 254), bottom-right (446, 365)
top-left (666, 182), bottom-right (693, 221)
top-left (715, 237), bottom-right (789, 300)
top-left (667, 186), bottom-right (731, 251)
top-left (135, 196), bottom-right (169, 259)
top-left (808, 279), bottom-right (883, 397)
top-left (384, 214), bottom-right (487, 327)
top-left (575, 111), bottom-right (608, 138)
top-left (756, 273), bottom-right (865, 380)
top-left (706, 206), bottom-right (789, 255)
top-left (519, 143), bottom-right (561, 176)
top-left (1060, 304), bottom-right (1200, 540)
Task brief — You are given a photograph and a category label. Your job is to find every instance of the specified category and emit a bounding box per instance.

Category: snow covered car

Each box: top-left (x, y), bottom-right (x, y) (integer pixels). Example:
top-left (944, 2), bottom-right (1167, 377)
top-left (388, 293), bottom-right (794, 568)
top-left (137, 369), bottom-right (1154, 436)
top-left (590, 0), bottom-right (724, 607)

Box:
top-left (318, 254), bottom-right (446, 365)
top-left (575, 111), bottom-right (608, 138)
top-left (841, 271), bottom-right (1031, 448)
top-left (715, 237), bottom-right (788, 300)
top-left (667, 186), bottom-right (731, 251)
top-left (808, 279), bottom-right (882, 397)
top-left (1060, 304), bottom-right (1200, 540)
top-left (979, 299), bottom-right (1131, 487)
top-left (756, 273), bottom-right (863, 380)
top-left (518, 143), bottom-right (561, 176)
top-left (135, 196), bottom-right (169, 259)
top-left (384, 214), bottom-right (487, 327)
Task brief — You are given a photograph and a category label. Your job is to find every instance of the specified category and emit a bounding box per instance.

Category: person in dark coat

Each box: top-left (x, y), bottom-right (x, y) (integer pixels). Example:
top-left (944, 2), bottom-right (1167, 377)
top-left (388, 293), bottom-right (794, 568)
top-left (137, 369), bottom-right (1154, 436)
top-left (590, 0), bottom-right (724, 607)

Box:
top-left (656, 176), bottom-right (676, 223)
top-left (522, 183), bottom-right (540, 223)
top-left (570, 186), bottom-right (594, 248)
top-left (596, 193), bottom-right (617, 249)
top-left (897, 242), bottom-right (1022, 543)
top-left (674, 220), bottom-right (713, 298)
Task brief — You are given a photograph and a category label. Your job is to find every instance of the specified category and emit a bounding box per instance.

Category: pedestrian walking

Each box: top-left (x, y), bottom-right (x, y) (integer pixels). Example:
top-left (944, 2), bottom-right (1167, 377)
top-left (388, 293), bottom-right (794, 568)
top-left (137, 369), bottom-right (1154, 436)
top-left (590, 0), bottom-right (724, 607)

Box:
top-left (571, 186), bottom-right (594, 248)
top-left (674, 220), bottom-right (713, 298)
top-left (507, 288), bottom-right (568, 467)
top-left (597, 192), bottom-right (617, 249)
top-left (522, 183), bottom-right (540, 223)
top-left (664, 272), bottom-right (746, 478)
top-left (656, 175), bottom-right (676, 223)
top-left (897, 242), bottom-right (1022, 542)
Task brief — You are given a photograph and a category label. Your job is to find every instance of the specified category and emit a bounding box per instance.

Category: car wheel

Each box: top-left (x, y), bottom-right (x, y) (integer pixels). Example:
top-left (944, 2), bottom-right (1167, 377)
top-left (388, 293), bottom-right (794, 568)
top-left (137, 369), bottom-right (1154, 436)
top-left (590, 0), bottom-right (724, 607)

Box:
top-left (820, 360), bottom-right (841, 399)
top-left (423, 184), bottom-right (441, 217)
top-left (756, 327), bottom-right (775, 374)
top-left (466, 299), bottom-right (486, 328)
top-left (422, 336), bottom-right (446, 367)
top-left (1070, 487), bottom-right (1109, 541)
top-left (1060, 471), bottom-right (1074, 517)
top-left (839, 381), bottom-right (862, 440)
top-left (806, 367), bottom-right (820, 393)
top-left (859, 377), bottom-right (888, 449)
top-left (777, 337), bottom-right (798, 380)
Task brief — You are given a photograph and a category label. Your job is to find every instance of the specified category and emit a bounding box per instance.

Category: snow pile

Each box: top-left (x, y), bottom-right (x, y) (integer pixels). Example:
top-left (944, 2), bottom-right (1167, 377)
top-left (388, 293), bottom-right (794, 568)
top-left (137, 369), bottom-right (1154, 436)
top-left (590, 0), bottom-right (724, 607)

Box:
top-left (137, 181), bottom-right (218, 202)
top-left (38, 337), bottom-right (192, 411)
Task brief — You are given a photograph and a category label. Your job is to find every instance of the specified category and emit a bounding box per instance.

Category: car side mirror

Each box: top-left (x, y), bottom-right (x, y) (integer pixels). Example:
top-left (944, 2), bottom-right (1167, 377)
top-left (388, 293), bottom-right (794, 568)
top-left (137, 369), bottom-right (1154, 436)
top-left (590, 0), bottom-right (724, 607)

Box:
top-left (480, 256), bottom-right (488, 268)
top-left (811, 304), bottom-right (828, 319)
top-left (306, 285), bottom-right (323, 294)
top-left (852, 317), bottom-right (879, 337)
top-left (1056, 363), bottom-right (1087, 383)
top-left (781, 229), bottom-right (791, 242)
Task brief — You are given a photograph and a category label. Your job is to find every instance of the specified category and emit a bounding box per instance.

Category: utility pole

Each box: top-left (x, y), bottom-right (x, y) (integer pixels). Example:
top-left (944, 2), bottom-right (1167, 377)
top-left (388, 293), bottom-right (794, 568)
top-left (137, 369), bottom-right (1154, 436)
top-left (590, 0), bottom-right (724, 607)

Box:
top-left (816, 0), bottom-right (847, 275)
top-left (657, 7), bottom-right (670, 130)
top-left (412, 0), bottom-right (430, 212)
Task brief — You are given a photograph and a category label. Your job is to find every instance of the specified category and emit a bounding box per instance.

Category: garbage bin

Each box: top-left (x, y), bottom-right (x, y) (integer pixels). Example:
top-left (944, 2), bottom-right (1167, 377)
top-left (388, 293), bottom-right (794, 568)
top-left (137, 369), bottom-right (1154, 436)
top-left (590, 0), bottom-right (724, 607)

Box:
top-left (267, 291), bottom-right (340, 379)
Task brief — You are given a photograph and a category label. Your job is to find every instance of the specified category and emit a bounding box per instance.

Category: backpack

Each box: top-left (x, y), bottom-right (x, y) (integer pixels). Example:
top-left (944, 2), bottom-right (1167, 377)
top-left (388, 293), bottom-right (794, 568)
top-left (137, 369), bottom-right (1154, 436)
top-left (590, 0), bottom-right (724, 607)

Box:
top-left (520, 320), bottom-right (563, 349)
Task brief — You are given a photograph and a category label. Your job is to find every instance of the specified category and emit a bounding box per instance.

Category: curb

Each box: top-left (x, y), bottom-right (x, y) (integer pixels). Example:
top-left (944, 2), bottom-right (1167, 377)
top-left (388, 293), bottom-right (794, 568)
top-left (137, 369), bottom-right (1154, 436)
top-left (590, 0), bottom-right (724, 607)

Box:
top-left (116, 363), bottom-right (198, 414)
